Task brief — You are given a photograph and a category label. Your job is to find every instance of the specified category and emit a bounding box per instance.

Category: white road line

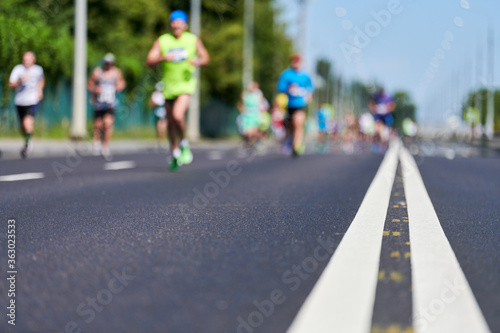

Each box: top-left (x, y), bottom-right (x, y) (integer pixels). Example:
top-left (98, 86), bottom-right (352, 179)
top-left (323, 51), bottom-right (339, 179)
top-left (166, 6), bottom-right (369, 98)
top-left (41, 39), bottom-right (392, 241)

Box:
top-left (287, 141), bottom-right (400, 333)
top-left (0, 172), bottom-right (45, 182)
top-left (207, 150), bottom-right (224, 160)
top-left (103, 161), bottom-right (136, 171)
top-left (400, 147), bottom-right (490, 333)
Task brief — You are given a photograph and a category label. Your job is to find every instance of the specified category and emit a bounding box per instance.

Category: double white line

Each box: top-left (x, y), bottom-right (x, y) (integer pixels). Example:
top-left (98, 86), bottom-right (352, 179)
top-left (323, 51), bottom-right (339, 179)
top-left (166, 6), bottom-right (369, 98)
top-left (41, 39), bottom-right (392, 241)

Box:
top-left (288, 141), bottom-right (490, 333)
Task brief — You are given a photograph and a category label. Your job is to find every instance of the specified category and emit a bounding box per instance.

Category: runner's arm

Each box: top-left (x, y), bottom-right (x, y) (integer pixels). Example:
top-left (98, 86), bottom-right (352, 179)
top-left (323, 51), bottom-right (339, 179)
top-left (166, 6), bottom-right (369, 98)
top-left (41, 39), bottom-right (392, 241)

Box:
top-left (276, 73), bottom-right (288, 94)
top-left (237, 92), bottom-right (244, 113)
top-left (190, 37), bottom-right (210, 67)
top-left (368, 99), bottom-right (376, 113)
top-left (37, 77), bottom-right (45, 101)
top-left (8, 68), bottom-right (21, 88)
top-left (387, 100), bottom-right (396, 113)
top-left (87, 68), bottom-right (99, 92)
top-left (146, 40), bottom-right (170, 67)
top-left (306, 75), bottom-right (314, 103)
top-left (116, 69), bottom-right (126, 92)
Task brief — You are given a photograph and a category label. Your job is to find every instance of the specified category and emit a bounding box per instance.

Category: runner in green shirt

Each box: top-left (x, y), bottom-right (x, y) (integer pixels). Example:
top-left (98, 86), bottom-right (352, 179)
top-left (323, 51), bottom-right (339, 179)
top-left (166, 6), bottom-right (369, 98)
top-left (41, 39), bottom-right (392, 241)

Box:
top-left (146, 10), bottom-right (210, 171)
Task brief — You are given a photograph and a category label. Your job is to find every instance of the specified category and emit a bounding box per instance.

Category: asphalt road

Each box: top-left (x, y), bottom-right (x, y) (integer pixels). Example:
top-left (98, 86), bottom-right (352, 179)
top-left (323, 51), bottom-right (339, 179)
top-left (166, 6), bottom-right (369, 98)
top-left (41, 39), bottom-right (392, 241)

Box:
top-left (0, 143), bottom-right (498, 333)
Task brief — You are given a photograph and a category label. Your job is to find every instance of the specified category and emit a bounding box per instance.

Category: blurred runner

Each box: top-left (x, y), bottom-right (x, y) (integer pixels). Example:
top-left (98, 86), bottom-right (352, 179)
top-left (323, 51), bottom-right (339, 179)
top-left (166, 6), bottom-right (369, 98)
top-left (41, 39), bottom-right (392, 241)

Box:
top-left (237, 81), bottom-right (265, 148)
top-left (368, 87), bottom-right (395, 152)
top-left (341, 113), bottom-right (359, 154)
top-left (146, 9), bottom-right (210, 171)
top-left (258, 88), bottom-right (271, 141)
top-left (464, 106), bottom-right (480, 141)
top-left (316, 103), bottom-right (334, 153)
top-left (359, 112), bottom-right (375, 143)
top-left (402, 117), bottom-right (418, 147)
top-left (272, 93), bottom-right (288, 151)
top-left (9, 51), bottom-right (45, 158)
top-left (150, 81), bottom-right (168, 150)
top-left (277, 54), bottom-right (314, 157)
top-left (87, 53), bottom-right (126, 160)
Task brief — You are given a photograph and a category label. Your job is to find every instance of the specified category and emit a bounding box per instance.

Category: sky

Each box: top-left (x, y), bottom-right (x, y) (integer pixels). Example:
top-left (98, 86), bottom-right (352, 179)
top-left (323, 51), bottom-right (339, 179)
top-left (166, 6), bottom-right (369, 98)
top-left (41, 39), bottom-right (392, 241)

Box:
top-left (275, 0), bottom-right (500, 126)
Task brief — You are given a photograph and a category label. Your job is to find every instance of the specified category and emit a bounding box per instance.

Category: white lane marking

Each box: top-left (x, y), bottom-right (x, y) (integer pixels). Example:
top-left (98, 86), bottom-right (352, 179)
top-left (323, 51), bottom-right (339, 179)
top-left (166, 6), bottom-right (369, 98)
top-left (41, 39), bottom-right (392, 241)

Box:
top-left (0, 172), bottom-right (45, 182)
top-left (207, 150), bottom-right (224, 160)
top-left (400, 147), bottom-right (490, 333)
top-left (103, 161), bottom-right (136, 171)
top-left (287, 141), bottom-right (400, 333)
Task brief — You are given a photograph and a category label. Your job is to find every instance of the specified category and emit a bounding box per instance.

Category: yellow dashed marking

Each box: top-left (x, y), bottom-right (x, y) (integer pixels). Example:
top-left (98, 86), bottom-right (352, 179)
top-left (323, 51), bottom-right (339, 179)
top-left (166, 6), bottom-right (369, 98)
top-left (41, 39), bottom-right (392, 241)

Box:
top-left (383, 231), bottom-right (390, 236)
top-left (371, 325), bottom-right (414, 333)
top-left (390, 271), bottom-right (404, 283)
top-left (406, 241), bottom-right (410, 245)
top-left (405, 252), bottom-right (411, 258)
top-left (392, 219), bottom-right (400, 222)
top-left (390, 251), bottom-right (400, 258)
top-left (393, 205), bottom-right (399, 208)
top-left (394, 192), bottom-right (400, 196)
top-left (392, 231), bottom-right (401, 236)
top-left (378, 270), bottom-right (386, 281)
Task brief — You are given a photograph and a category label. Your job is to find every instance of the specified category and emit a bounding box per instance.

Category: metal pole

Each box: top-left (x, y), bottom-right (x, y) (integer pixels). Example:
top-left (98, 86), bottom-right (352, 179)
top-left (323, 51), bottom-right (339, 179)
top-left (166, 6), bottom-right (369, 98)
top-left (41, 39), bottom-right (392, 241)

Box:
top-left (188, 0), bottom-right (201, 141)
top-left (486, 24), bottom-right (495, 139)
top-left (71, 0), bottom-right (87, 139)
top-left (461, 4), bottom-right (495, 138)
top-left (297, 0), bottom-right (307, 62)
top-left (475, 38), bottom-right (482, 127)
top-left (242, 0), bottom-right (254, 89)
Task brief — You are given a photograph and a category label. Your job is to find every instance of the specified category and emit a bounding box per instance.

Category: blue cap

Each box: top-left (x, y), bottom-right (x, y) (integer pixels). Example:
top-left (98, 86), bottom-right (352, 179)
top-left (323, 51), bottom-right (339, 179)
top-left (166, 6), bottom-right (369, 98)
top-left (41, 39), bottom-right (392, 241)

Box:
top-left (170, 10), bottom-right (188, 23)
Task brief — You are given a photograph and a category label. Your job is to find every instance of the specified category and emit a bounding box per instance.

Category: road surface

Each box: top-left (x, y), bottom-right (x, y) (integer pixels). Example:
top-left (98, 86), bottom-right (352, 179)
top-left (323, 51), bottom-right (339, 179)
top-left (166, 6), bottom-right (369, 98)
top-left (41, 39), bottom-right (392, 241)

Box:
top-left (0, 141), bottom-right (498, 333)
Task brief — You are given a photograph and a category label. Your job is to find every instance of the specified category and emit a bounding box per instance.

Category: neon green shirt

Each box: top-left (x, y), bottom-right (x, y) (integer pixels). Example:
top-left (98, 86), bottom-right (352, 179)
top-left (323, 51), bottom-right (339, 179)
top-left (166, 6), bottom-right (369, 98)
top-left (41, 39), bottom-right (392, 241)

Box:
top-left (158, 32), bottom-right (198, 99)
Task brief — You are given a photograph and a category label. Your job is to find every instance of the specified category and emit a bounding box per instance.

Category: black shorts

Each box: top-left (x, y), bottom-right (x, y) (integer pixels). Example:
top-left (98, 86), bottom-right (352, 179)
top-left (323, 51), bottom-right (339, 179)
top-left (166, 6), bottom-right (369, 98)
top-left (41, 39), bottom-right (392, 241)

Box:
top-left (373, 113), bottom-right (393, 126)
top-left (94, 109), bottom-right (115, 119)
top-left (285, 107), bottom-right (305, 125)
top-left (16, 105), bottom-right (37, 120)
top-left (286, 107), bottom-right (305, 118)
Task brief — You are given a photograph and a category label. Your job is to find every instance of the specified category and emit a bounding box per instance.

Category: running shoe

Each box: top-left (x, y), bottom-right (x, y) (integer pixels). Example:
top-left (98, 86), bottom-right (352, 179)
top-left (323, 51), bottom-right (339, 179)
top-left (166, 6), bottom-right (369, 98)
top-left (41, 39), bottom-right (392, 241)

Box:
top-left (292, 143), bottom-right (305, 157)
top-left (180, 145), bottom-right (193, 165)
top-left (93, 142), bottom-right (102, 156)
top-left (281, 136), bottom-right (293, 155)
top-left (20, 142), bottom-right (32, 159)
top-left (101, 148), bottom-right (113, 161)
top-left (169, 156), bottom-right (180, 171)
top-left (20, 146), bottom-right (27, 159)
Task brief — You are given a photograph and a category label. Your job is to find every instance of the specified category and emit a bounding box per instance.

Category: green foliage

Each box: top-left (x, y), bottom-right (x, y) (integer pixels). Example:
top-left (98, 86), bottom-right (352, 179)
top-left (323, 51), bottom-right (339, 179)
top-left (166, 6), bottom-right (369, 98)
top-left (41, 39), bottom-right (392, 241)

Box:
top-left (462, 88), bottom-right (500, 131)
top-left (0, 0), bottom-right (74, 101)
top-left (392, 91), bottom-right (416, 130)
top-left (1, 0), bottom-right (293, 112)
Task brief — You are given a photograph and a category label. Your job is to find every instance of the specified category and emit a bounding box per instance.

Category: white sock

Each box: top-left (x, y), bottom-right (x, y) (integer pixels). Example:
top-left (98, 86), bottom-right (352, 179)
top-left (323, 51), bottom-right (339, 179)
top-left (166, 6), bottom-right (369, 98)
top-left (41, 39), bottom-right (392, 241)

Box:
top-left (180, 139), bottom-right (189, 147)
top-left (172, 148), bottom-right (181, 158)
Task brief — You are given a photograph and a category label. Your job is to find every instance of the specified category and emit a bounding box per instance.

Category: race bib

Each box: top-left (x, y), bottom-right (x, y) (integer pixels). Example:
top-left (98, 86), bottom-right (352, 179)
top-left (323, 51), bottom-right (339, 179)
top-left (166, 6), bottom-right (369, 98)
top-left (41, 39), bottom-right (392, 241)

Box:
top-left (375, 103), bottom-right (388, 115)
top-left (98, 84), bottom-right (116, 104)
top-left (168, 48), bottom-right (188, 62)
top-left (288, 84), bottom-right (306, 97)
top-left (155, 107), bottom-right (166, 118)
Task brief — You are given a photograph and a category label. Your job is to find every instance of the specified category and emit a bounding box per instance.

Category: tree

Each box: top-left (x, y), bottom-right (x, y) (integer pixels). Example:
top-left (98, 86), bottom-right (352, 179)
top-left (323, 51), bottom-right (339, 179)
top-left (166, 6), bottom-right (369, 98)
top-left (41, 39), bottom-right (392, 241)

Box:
top-left (1, 0), bottom-right (294, 136)
top-left (392, 91), bottom-right (416, 130)
top-left (462, 88), bottom-right (500, 132)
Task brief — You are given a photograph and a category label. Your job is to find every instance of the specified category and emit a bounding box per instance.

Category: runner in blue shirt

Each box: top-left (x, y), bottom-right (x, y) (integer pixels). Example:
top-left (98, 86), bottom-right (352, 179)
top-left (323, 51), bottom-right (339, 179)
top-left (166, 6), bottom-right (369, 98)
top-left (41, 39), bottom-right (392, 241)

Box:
top-left (277, 54), bottom-right (314, 157)
top-left (368, 87), bottom-right (395, 152)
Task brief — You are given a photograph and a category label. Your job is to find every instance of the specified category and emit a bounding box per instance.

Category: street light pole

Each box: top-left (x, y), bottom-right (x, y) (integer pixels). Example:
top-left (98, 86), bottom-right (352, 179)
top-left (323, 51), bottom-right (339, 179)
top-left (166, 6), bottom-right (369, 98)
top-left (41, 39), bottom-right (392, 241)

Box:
top-left (486, 24), bottom-right (495, 139)
top-left (461, 1), bottom-right (495, 139)
top-left (243, 0), bottom-right (254, 89)
top-left (188, 0), bottom-right (201, 142)
top-left (297, 0), bottom-right (307, 58)
top-left (71, 0), bottom-right (87, 139)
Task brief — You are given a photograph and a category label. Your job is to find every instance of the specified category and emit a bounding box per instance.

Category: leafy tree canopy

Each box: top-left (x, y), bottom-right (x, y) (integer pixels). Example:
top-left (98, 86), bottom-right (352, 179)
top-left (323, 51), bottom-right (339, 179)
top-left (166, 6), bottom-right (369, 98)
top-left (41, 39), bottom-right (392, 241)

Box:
top-left (1, 0), bottom-right (293, 106)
